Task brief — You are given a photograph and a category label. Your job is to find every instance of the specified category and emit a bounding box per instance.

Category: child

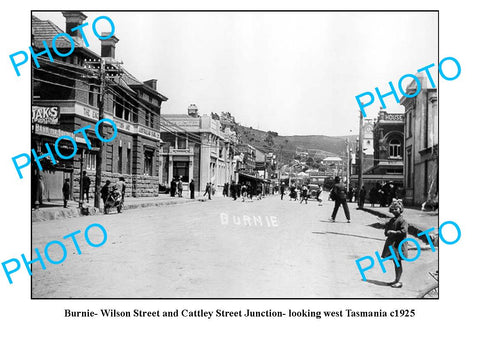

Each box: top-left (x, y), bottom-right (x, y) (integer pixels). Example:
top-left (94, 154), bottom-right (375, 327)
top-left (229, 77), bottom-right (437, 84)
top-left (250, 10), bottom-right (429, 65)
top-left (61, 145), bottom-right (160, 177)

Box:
top-left (381, 199), bottom-right (408, 288)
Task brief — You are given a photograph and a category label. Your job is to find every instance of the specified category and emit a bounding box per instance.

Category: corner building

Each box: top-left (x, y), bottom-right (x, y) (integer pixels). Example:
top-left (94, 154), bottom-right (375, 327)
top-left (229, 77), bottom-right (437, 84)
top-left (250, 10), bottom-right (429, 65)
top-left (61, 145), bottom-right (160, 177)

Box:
top-left (32, 11), bottom-right (167, 203)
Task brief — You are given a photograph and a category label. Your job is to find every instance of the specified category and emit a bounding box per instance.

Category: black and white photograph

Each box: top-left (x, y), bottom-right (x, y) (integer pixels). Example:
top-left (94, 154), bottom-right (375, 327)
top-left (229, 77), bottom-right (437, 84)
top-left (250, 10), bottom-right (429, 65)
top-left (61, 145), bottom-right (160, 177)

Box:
top-left (29, 10), bottom-right (439, 298)
top-left (1, 1), bottom-right (478, 339)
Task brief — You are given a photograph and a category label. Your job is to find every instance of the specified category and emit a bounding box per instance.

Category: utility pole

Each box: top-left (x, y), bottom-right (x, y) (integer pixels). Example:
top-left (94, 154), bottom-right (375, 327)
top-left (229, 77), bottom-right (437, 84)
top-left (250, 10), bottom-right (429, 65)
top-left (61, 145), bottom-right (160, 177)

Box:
top-left (346, 138), bottom-right (350, 192)
top-left (358, 109), bottom-right (364, 190)
top-left (84, 58), bottom-right (122, 209)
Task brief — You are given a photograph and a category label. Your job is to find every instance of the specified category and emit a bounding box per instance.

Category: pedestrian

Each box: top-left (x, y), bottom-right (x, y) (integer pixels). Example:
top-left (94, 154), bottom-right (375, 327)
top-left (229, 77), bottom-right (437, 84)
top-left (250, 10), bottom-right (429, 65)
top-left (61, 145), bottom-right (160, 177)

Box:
top-left (101, 180), bottom-right (111, 205)
top-left (280, 184), bottom-right (285, 200)
top-left (177, 179), bottom-right (183, 197)
top-left (82, 170), bottom-right (91, 203)
top-left (348, 187), bottom-right (354, 202)
top-left (329, 176), bottom-right (350, 223)
top-left (381, 199), bottom-right (408, 288)
top-left (190, 179), bottom-right (195, 199)
top-left (358, 185), bottom-right (366, 209)
top-left (116, 176), bottom-right (126, 201)
top-left (203, 182), bottom-right (212, 200)
top-left (101, 180), bottom-right (111, 213)
top-left (300, 184), bottom-right (308, 204)
top-left (241, 183), bottom-right (247, 202)
top-left (62, 178), bottom-right (70, 208)
top-left (170, 178), bottom-right (176, 197)
top-left (231, 181), bottom-right (237, 200)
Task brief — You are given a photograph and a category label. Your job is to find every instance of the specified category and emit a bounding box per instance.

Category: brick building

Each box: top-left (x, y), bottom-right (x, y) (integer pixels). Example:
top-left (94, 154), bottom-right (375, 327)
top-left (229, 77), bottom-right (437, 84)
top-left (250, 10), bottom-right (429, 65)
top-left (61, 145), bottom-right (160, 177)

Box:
top-left (32, 11), bottom-right (167, 204)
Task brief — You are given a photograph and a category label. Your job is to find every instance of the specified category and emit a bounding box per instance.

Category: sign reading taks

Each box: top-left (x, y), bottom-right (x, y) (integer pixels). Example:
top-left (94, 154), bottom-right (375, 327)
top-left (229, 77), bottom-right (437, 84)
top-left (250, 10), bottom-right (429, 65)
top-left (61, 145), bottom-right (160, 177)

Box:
top-left (31, 106), bottom-right (59, 125)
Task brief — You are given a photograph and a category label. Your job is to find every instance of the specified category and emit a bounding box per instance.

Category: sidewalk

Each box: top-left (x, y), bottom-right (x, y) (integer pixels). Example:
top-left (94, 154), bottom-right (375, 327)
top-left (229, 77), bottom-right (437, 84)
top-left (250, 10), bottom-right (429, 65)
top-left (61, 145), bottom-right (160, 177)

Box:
top-left (32, 193), bottom-right (207, 222)
top-left (361, 205), bottom-right (439, 246)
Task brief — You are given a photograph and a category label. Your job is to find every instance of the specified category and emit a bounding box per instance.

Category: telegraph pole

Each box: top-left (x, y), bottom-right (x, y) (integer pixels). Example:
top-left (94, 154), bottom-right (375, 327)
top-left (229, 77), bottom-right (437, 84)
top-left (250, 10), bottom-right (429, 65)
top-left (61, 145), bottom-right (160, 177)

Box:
top-left (358, 109), bottom-right (364, 190)
top-left (84, 58), bottom-right (122, 209)
top-left (346, 138), bottom-right (350, 192)
top-left (94, 58), bottom-right (106, 209)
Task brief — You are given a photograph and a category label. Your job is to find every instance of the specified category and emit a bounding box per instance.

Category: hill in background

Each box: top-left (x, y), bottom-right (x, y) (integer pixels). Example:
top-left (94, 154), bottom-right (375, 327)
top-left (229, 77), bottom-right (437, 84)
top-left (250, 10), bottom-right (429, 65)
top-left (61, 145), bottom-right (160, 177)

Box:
top-left (235, 124), bottom-right (357, 166)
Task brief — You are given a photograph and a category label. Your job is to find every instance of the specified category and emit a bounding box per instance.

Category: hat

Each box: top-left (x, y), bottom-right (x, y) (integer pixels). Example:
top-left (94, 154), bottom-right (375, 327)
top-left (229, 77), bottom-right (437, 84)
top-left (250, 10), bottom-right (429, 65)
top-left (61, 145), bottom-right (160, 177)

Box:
top-left (389, 199), bottom-right (404, 213)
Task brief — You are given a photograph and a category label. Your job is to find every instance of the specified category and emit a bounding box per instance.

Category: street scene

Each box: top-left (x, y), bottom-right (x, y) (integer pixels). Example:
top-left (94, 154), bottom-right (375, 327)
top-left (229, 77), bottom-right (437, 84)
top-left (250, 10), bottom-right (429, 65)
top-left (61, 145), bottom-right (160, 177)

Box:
top-left (30, 11), bottom-right (439, 298)
top-left (32, 194), bottom-right (438, 298)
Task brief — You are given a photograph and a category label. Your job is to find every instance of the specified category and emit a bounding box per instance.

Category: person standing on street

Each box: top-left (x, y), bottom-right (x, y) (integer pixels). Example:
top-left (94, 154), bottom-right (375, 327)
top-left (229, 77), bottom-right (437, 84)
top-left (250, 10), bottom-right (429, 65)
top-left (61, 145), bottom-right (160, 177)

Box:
top-left (62, 178), bottom-right (70, 208)
top-left (381, 199), bottom-right (408, 288)
top-left (300, 184), bottom-right (308, 204)
top-left (329, 176), bottom-right (350, 223)
top-left (170, 178), bottom-right (176, 197)
top-left (190, 179), bottom-right (195, 199)
top-left (280, 184), bottom-right (285, 200)
top-left (230, 181), bottom-right (237, 201)
top-left (116, 176), bottom-right (126, 202)
top-left (82, 171), bottom-right (91, 203)
top-left (177, 179), bottom-right (183, 197)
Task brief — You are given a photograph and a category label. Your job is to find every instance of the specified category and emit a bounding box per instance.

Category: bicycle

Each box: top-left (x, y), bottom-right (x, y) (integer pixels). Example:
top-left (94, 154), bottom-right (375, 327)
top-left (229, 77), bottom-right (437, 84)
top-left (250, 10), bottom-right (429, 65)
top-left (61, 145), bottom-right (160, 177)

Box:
top-left (417, 270), bottom-right (438, 298)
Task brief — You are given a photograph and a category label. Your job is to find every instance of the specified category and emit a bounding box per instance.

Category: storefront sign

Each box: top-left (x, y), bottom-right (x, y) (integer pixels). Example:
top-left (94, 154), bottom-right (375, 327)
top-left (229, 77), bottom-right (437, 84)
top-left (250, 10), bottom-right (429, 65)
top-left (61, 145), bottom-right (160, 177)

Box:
top-left (138, 126), bottom-right (160, 140)
top-left (32, 106), bottom-right (59, 125)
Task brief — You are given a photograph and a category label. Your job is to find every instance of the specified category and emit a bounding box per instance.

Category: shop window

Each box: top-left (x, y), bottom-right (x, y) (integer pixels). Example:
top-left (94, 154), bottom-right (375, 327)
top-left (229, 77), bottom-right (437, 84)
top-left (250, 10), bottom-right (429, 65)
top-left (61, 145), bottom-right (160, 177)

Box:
top-left (144, 150), bottom-right (153, 176)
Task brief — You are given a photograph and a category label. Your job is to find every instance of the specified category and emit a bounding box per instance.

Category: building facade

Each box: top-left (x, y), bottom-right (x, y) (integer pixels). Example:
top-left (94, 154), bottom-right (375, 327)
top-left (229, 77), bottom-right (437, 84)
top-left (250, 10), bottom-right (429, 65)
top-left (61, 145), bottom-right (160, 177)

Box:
top-left (32, 12), bottom-right (167, 204)
top-left (160, 106), bottom-right (237, 193)
top-left (400, 74), bottom-right (438, 206)
top-left (351, 110), bottom-right (404, 191)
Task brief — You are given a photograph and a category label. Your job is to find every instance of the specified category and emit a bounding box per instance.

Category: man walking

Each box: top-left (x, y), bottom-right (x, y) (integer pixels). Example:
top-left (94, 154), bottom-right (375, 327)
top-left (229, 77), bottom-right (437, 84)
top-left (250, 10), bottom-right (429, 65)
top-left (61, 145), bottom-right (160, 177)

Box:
top-left (82, 171), bottom-right (91, 203)
top-left (280, 184), bottom-right (285, 200)
top-left (329, 176), bottom-right (350, 223)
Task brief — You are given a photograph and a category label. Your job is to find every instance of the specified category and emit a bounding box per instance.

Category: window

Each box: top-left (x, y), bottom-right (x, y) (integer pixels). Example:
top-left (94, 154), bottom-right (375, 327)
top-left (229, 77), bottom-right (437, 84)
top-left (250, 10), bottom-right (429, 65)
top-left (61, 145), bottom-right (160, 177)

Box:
top-left (173, 161), bottom-right (189, 182)
top-left (86, 153), bottom-right (96, 171)
top-left (407, 110), bottom-right (412, 138)
top-left (406, 148), bottom-right (412, 188)
top-left (115, 97), bottom-right (124, 118)
top-left (118, 146), bottom-right (123, 174)
top-left (389, 139), bottom-right (401, 159)
top-left (177, 136), bottom-right (187, 149)
top-left (89, 85), bottom-right (95, 106)
top-left (144, 150), bottom-right (153, 176)
top-left (126, 148), bottom-right (131, 175)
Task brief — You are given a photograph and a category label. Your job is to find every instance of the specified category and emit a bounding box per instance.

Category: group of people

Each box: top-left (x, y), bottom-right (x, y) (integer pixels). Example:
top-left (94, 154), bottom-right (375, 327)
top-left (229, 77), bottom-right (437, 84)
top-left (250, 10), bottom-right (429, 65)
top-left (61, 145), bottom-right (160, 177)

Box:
top-left (368, 182), bottom-right (400, 207)
top-left (61, 171), bottom-right (92, 208)
top-left (170, 178), bottom-right (197, 199)
top-left (282, 184), bottom-right (322, 204)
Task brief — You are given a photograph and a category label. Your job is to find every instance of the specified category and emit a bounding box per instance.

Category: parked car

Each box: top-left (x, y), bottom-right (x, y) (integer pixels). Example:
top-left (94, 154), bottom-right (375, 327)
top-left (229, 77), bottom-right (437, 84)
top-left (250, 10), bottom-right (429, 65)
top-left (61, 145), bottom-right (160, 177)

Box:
top-left (307, 184), bottom-right (320, 199)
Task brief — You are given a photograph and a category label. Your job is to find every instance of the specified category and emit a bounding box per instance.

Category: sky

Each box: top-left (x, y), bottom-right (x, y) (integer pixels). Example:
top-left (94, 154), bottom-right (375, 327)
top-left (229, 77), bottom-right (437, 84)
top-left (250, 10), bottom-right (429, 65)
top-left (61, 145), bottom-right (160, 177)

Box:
top-left (33, 11), bottom-right (438, 136)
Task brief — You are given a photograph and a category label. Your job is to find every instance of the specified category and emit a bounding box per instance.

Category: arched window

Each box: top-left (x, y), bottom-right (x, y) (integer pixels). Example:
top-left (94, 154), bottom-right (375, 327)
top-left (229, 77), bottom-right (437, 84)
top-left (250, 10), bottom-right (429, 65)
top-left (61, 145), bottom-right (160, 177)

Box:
top-left (389, 139), bottom-right (401, 158)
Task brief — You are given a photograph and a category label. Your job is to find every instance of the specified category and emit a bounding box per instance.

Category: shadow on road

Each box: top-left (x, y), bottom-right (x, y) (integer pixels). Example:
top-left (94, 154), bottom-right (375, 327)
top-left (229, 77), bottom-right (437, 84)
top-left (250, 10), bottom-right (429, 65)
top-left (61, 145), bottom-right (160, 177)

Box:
top-left (365, 279), bottom-right (392, 287)
top-left (312, 231), bottom-right (384, 242)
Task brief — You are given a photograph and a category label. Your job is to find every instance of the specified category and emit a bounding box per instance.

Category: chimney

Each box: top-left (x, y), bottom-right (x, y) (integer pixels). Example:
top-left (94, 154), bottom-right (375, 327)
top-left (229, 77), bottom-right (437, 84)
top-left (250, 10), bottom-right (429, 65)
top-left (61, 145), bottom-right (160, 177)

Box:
top-left (188, 104), bottom-right (198, 117)
top-left (100, 33), bottom-right (119, 59)
top-left (143, 79), bottom-right (157, 91)
top-left (62, 11), bottom-right (87, 46)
